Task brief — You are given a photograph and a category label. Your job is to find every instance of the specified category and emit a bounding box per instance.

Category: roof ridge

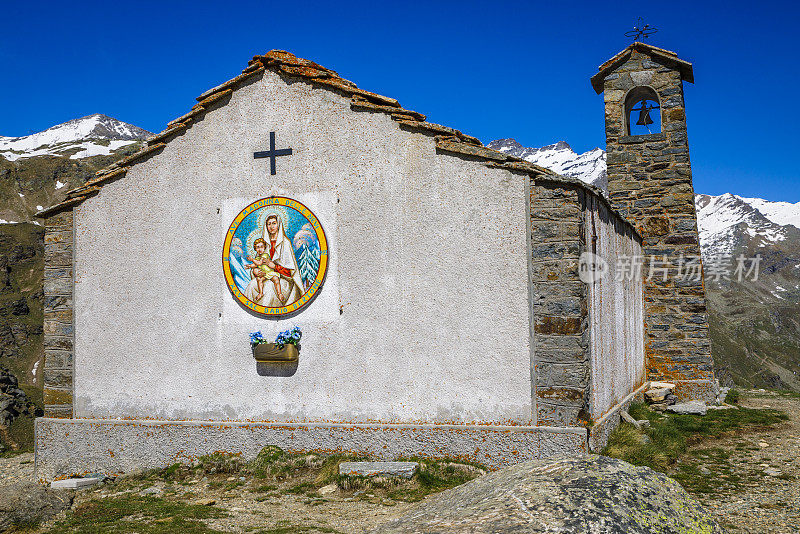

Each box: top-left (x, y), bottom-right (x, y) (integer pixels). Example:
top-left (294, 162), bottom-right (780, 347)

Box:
top-left (37, 49), bottom-right (611, 220)
top-left (590, 42), bottom-right (693, 94)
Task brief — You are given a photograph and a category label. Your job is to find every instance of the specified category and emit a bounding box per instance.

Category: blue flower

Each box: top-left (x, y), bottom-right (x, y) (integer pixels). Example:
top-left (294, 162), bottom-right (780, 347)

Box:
top-left (249, 331), bottom-right (265, 345)
top-left (274, 326), bottom-right (302, 348)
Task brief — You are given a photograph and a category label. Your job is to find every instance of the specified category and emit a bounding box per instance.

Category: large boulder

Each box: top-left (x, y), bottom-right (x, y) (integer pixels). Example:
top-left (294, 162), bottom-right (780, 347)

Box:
top-left (372, 455), bottom-right (723, 533)
top-left (0, 482), bottom-right (73, 531)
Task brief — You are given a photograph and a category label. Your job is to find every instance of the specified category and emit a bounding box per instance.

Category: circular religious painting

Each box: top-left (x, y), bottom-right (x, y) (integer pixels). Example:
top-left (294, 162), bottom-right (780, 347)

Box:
top-left (222, 197), bottom-right (328, 316)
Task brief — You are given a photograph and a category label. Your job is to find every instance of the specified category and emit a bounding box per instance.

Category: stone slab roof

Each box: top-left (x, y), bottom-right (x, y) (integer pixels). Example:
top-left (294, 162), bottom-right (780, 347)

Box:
top-left (37, 50), bottom-right (625, 225)
top-left (590, 42), bottom-right (694, 94)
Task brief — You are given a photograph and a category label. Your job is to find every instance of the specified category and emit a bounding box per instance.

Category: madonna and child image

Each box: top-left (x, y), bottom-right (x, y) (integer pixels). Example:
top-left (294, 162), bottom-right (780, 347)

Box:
top-left (223, 197), bottom-right (328, 316)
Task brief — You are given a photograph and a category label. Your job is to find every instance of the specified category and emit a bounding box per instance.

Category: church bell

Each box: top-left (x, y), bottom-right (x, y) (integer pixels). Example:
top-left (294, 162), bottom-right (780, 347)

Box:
top-left (635, 100), bottom-right (654, 126)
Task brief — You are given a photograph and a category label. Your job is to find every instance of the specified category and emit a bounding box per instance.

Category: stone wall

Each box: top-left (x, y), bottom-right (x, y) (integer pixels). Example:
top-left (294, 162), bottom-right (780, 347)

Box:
top-left (529, 178), bottom-right (645, 428)
top-left (42, 211), bottom-right (73, 418)
top-left (529, 179), bottom-right (589, 428)
top-left (601, 49), bottom-right (715, 401)
top-left (35, 418), bottom-right (588, 480)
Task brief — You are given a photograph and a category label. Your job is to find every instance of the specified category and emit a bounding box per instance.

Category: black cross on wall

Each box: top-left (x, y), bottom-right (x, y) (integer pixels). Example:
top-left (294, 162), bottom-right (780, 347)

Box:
top-left (254, 132), bottom-right (293, 175)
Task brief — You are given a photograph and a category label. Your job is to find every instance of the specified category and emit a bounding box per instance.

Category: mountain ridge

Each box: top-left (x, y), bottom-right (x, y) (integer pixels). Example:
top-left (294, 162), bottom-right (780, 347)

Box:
top-left (488, 138), bottom-right (608, 190)
top-left (489, 137), bottom-right (800, 233)
top-left (1, 114), bottom-right (151, 162)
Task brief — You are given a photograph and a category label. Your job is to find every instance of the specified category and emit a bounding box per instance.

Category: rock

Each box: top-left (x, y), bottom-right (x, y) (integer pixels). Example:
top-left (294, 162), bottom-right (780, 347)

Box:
top-left (195, 498), bottom-right (216, 506)
top-left (620, 410), bottom-right (641, 429)
top-left (83, 472), bottom-right (112, 483)
top-left (0, 482), bottom-right (73, 531)
top-left (0, 368), bottom-right (39, 430)
top-left (318, 483), bottom-right (337, 496)
top-left (339, 461), bottom-right (418, 479)
top-left (645, 387), bottom-right (672, 402)
top-left (371, 456), bottom-right (723, 533)
top-left (650, 381), bottom-right (676, 390)
top-left (650, 402), bottom-right (669, 412)
top-left (50, 476), bottom-right (104, 489)
top-left (667, 401), bottom-right (707, 415)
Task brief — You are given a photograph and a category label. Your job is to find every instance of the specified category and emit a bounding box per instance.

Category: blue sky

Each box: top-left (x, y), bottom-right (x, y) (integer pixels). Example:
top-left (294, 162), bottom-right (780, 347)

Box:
top-left (2, 0), bottom-right (798, 202)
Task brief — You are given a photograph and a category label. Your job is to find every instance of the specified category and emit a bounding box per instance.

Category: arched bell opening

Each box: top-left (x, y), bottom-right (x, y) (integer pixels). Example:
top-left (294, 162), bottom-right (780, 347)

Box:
top-left (625, 86), bottom-right (661, 136)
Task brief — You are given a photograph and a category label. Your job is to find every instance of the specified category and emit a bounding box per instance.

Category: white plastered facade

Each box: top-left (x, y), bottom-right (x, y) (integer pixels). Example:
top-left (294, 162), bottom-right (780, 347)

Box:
top-left (71, 70), bottom-right (533, 426)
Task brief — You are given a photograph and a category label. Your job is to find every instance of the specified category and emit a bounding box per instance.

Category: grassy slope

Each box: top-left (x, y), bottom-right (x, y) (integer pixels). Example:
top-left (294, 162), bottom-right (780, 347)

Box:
top-left (603, 398), bottom-right (789, 495)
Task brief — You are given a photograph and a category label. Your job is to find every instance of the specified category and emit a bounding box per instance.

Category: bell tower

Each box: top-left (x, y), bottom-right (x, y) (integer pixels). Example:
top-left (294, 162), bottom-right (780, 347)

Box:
top-left (591, 42), bottom-right (716, 401)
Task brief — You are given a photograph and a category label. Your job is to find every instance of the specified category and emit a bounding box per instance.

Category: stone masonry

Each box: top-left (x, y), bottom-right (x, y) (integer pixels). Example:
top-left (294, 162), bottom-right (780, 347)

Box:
top-left (592, 43), bottom-right (716, 401)
top-left (42, 211), bottom-right (74, 418)
top-left (529, 178), bottom-right (590, 427)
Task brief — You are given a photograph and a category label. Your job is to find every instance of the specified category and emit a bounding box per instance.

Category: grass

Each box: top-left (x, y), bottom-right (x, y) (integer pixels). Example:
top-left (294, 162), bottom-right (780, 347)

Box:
top-left (603, 401), bottom-right (789, 495)
top-left (671, 448), bottom-right (746, 493)
top-left (283, 482), bottom-right (316, 495)
top-left (0, 414), bottom-right (36, 455)
top-left (54, 445), bottom-right (489, 534)
top-left (251, 522), bottom-right (342, 534)
top-left (47, 495), bottom-right (228, 534)
top-left (603, 402), bottom-right (787, 471)
top-left (385, 457), bottom-right (485, 502)
top-left (196, 452), bottom-right (244, 475)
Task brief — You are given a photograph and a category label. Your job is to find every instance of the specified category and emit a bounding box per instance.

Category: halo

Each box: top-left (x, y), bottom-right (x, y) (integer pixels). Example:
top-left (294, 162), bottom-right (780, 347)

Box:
top-left (257, 205), bottom-right (288, 232)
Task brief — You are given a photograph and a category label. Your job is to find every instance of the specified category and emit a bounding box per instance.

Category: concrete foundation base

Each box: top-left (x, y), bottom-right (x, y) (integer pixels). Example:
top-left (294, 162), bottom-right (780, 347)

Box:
top-left (34, 418), bottom-right (588, 482)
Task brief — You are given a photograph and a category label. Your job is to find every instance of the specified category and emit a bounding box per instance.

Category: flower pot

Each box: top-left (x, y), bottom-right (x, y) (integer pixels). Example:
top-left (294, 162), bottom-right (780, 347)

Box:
top-left (252, 343), bottom-right (299, 362)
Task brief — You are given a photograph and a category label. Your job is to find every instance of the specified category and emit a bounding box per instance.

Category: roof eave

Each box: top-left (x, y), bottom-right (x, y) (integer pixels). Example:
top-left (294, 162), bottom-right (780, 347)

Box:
top-left (590, 42), bottom-right (694, 94)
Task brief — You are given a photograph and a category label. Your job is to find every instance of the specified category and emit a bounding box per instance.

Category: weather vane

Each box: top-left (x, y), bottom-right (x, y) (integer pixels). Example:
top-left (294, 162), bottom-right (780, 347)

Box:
top-left (625, 18), bottom-right (658, 42)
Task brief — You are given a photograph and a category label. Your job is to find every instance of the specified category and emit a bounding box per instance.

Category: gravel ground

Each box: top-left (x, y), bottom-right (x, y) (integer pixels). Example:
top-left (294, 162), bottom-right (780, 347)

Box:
top-left (62, 480), bottom-right (414, 533)
top-left (687, 391), bottom-right (800, 533)
top-left (0, 451), bottom-right (35, 486)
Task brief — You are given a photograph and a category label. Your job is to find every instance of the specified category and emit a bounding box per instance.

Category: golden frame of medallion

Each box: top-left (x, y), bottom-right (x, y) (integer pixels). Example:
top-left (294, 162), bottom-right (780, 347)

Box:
top-left (222, 197), bottom-right (328, 316)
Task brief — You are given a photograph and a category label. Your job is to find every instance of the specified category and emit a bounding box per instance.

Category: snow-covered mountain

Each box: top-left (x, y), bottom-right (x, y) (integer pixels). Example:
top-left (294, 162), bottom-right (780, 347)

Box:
top-left (487, 139), bottom-right (607, 189)
top-left (0, 115), bottom-right (150, 225)
top-left (0, 114), bottom-right (151, 161)
top-left (695, 193), bottom-right (800, 259)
